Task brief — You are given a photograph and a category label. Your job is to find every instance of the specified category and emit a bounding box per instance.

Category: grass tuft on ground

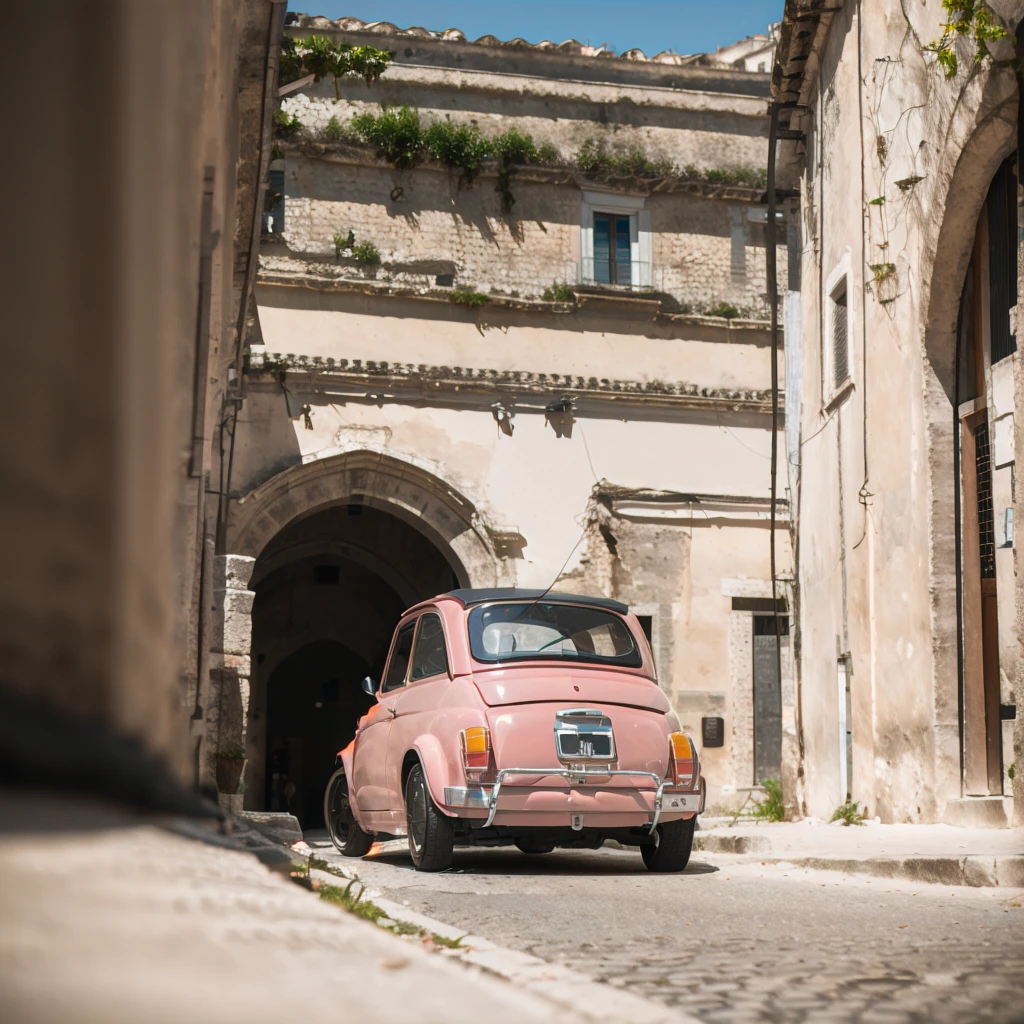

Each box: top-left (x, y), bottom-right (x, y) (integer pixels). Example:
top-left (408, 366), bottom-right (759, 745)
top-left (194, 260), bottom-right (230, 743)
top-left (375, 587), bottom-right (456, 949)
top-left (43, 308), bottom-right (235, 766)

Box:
top-left (317, 876), bottom-right (464, 948)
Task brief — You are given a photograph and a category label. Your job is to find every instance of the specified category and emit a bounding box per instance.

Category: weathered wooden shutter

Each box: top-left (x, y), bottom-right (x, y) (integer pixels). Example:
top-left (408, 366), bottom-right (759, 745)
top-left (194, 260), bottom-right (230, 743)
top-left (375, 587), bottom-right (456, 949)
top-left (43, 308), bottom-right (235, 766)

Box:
top-left (987, 157), bottom-right (1017, 364)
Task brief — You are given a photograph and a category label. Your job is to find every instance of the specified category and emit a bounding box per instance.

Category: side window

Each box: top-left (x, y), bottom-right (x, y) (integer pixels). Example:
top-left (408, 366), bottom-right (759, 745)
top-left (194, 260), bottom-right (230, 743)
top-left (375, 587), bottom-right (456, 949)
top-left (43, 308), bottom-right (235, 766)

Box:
top-left (410, 613), bottom-right (449, 681)
top-left (383, 621), bottom-right (416, 692)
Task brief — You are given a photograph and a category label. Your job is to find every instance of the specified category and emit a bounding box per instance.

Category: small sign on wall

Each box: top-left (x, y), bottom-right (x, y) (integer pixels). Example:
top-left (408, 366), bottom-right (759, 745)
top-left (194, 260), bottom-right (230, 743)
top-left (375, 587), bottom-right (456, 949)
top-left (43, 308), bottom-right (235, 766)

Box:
top-left (702, 716), bottom-right (725, 748)
top-left (994, 413), bottom-right (1014, 468)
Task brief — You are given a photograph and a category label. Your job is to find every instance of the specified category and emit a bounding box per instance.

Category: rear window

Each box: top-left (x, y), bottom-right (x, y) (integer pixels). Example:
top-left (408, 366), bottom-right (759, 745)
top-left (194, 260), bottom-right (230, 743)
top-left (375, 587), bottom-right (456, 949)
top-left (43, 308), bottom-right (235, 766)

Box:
top-left (468, 602), bottom-right (642, 668)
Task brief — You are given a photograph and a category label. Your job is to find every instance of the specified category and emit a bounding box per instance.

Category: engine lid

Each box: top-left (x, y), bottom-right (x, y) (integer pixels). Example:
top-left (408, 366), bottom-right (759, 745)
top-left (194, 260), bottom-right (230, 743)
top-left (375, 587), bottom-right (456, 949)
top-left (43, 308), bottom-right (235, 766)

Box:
top-left (470, 668), bottom-right (669, 714)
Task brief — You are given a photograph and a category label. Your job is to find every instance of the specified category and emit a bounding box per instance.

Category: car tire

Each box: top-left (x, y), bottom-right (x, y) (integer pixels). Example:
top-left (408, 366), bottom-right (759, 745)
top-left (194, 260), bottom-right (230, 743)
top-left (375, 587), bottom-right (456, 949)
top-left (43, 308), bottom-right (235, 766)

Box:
top-left (324, 768), bottom-right (374, 857)
top-left (641, 816), bottom-right (695, 873)
top-left (514, 836), bottom-right (556, 855)
top-left (405, 762), bottom-right (454, 872)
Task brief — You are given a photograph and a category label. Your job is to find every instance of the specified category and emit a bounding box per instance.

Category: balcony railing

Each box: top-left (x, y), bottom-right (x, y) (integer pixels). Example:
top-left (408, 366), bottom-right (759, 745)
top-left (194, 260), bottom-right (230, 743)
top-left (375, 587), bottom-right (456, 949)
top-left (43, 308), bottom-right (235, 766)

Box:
top-left (579, 257), bottom-right (654, 291)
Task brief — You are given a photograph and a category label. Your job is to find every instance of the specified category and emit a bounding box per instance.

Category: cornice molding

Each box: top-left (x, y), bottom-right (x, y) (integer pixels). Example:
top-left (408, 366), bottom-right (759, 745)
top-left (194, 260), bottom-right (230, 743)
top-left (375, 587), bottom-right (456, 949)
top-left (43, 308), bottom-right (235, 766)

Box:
top-left (248, 354), bottom-right (780, 414)
top-left (256, 270), bottom-right (775, 334)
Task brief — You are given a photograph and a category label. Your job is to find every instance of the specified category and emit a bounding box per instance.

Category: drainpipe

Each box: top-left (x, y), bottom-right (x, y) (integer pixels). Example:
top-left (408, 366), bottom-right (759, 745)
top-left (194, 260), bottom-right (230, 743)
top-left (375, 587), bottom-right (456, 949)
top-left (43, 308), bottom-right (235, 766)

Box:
top-left (766, 102), bottom-right (786, 780)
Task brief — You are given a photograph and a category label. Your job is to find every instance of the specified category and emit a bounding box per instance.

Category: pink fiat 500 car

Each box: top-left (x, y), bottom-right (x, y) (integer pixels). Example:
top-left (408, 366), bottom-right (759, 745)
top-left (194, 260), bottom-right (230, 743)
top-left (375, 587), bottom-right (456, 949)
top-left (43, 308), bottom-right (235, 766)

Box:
top-left (324, 589), bottom-right (705, 872)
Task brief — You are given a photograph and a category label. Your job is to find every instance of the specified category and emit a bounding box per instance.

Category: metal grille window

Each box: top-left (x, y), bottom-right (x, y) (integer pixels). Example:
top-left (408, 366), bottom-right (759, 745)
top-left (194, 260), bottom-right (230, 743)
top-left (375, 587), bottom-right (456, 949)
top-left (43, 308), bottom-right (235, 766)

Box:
top-left (593, 213), bottom-right (632, 285)
top-left (831, 282), bottom-right (849, 390)
top-left (975, 423), bottom-right (995, 578)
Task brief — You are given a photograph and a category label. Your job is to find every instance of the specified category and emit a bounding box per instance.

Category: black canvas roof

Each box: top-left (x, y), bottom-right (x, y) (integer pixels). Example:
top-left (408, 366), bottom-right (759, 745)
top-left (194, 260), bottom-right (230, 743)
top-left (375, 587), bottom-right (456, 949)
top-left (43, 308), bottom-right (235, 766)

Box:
top-left (446, 588), bottom-right (628, 615)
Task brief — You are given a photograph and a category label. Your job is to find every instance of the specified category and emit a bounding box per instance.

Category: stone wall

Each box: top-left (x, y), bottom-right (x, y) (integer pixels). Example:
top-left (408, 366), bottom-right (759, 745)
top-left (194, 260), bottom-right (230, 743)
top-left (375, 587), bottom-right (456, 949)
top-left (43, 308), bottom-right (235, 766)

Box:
top-left (779, 0), bottom-right (1022, 824)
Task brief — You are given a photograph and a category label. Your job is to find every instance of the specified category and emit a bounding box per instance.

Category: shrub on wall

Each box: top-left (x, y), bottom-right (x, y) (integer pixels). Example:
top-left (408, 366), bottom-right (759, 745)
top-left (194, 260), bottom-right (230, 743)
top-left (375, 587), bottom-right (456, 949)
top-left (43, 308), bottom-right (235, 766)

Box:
top-left (450, 288), bottom-right (489, 307)
top-left (423, 119), bottom-right (493, 183)
top-left (351, 240), bottom-right (381, 265)
top-left (575, 137), bottom-right (672, 178)
top-left (351, 106), bottom-right (424, 168)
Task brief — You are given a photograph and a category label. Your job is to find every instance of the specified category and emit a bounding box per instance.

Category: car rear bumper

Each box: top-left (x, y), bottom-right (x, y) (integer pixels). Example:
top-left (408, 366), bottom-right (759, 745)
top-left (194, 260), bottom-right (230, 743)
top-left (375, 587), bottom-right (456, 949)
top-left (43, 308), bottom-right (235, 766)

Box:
top-left (443, 769), bottom-right (705, 832)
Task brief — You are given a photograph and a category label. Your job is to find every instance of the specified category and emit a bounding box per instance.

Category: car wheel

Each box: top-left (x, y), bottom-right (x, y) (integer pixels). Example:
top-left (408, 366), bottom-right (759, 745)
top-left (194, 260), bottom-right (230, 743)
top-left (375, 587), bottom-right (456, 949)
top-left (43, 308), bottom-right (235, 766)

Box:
top-left (405, 762), bottom-right (454, 872)
top-left (514, 836), bottom-right (556, 855)
top-left (324, 768), bottom-right (374, 857)
top-left (641, 816), bottom-right (695, 873)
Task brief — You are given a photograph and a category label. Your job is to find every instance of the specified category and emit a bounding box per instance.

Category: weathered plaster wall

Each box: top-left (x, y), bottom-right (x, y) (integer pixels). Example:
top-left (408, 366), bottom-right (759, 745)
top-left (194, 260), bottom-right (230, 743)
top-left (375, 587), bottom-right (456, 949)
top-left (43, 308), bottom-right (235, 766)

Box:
top-left (789, 0), bottom-right (1020, 822)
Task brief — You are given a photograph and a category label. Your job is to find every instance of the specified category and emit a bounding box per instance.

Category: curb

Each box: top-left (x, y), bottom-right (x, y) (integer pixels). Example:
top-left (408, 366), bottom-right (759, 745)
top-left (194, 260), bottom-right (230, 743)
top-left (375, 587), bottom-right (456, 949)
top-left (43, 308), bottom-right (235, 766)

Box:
top-left (309, 865), bottom-right (698, 1024)
top-left (694, 833), bottom-right (772, 855)
top-left (781, 855), bottom-right (1024, 888)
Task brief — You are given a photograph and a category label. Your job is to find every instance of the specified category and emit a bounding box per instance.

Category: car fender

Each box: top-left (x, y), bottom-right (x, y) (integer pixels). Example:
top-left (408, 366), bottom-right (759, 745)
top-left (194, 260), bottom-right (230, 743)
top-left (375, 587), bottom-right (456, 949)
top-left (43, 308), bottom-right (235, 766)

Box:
top-left (336, 741), bottom-right (370, 830)
top-left (406, 733), bottom-right (455, 817)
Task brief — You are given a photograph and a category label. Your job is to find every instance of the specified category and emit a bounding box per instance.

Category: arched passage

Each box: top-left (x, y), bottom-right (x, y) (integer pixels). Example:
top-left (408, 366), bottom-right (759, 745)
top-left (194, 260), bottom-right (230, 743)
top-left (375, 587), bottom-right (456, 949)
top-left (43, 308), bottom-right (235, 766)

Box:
top-left (248, 502), bottom-right (462, 827)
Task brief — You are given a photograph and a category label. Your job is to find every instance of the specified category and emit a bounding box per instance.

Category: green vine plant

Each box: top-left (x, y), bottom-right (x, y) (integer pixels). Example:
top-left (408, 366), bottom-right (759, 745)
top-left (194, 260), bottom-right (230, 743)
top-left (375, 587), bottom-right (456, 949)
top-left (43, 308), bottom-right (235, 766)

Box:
top-left (924, 1), bottom-right (1012, 78)
top-left (280, 34), bottom-right (392, 98)
top-left (492, 128), bottom-right (559, 214)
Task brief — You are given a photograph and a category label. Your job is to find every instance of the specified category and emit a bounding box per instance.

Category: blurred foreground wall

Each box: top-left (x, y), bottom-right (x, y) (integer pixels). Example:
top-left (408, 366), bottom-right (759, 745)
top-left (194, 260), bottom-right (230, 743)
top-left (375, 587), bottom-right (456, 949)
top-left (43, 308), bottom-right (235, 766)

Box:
top-left (0, 1), bottom-right (282, 799)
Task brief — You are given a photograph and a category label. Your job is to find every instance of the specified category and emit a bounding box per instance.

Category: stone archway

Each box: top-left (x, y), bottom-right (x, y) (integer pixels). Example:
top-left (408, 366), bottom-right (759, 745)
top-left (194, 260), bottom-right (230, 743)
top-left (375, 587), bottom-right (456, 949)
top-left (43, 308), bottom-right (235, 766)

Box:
top-left (207, 449), bottom-right (505, 820)
top-left (227, 446), bottom-right (500, 586)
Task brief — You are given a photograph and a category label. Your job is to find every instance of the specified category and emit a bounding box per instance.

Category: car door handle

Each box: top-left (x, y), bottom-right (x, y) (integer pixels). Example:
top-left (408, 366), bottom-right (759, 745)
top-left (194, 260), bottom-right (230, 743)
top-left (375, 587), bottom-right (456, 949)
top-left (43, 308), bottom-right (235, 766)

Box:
top-left (386, 706), bottom-right (397, 718)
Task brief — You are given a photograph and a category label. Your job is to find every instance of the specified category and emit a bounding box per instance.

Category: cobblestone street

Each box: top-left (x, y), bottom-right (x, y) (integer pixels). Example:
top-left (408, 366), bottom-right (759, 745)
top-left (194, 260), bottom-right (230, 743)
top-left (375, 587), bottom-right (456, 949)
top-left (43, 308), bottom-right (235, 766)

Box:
top-left (322, 842), bottom-right (1024, 1023)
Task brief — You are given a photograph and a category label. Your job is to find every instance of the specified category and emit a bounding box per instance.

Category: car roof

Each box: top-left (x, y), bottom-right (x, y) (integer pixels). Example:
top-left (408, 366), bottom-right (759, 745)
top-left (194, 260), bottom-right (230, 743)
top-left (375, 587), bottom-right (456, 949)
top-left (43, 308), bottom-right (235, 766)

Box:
top-left (444, 588), bottom-right (629, 615)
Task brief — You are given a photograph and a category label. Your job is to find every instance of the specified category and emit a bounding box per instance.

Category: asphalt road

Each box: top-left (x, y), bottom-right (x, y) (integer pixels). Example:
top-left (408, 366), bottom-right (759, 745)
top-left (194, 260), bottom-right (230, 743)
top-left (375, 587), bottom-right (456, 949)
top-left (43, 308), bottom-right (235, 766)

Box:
top-left (319, 840), bottom-right (1024, 1024)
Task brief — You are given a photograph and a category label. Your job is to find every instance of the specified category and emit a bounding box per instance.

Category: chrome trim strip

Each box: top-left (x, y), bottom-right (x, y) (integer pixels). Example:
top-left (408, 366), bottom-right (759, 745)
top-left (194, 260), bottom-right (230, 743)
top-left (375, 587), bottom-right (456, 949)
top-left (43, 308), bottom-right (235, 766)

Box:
top-left (478, 767), bottom-right (698, 832)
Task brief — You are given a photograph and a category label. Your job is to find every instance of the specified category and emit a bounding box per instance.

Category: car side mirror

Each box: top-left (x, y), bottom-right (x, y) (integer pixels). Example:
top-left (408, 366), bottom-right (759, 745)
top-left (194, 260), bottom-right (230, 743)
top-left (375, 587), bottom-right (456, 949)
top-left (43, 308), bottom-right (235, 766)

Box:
top-left (361, 675), bottom-right (380, 697)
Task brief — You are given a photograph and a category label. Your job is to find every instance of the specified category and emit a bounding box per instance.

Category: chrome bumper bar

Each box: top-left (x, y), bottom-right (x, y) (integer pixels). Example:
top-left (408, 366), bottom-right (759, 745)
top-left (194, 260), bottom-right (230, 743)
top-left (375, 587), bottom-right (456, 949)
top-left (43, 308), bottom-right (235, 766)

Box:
top-left (445, 767), bottom-right (702, 833)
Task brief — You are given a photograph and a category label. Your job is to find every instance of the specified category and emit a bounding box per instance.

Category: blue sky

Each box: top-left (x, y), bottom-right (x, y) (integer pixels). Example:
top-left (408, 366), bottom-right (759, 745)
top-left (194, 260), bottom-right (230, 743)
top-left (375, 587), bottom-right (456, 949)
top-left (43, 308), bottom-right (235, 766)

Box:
top-left (294, 1), bottom-right (784, 58)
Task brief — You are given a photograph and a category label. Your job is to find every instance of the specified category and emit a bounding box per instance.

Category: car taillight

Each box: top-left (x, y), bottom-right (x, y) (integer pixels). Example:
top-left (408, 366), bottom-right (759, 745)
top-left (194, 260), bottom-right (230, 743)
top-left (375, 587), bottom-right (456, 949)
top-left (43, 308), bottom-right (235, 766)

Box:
top-left (670, 732), bottom-right (698, 786)
top-left (460, 726), bottom-right (490, 778)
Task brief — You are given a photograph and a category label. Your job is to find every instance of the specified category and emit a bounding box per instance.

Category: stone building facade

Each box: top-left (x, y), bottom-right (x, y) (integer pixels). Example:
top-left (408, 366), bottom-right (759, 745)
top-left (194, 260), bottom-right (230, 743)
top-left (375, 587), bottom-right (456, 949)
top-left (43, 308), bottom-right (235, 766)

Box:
top-left (775, 0), bottom-right (1023, 826)
top-left (210, 13), bottom-right (794, 826)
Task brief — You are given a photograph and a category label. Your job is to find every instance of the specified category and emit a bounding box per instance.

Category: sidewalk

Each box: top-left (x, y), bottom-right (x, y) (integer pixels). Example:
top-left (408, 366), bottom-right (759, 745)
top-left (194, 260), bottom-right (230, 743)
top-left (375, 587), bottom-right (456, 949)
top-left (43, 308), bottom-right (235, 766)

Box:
top-left (694, 818), bottom-right (1024, 887)
top-left (0, 790), bottom-right (580, 1024)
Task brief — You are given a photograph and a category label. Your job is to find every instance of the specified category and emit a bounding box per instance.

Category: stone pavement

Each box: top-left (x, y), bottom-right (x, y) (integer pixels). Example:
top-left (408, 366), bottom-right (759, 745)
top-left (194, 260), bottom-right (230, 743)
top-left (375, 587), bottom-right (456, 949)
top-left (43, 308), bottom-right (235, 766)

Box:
top-left (0, 791), bottom-right (585, 1024)
top-left (693, 819), bottom-right (1024, 887)
top-left (319, 838), bottom-right (1024, 1024)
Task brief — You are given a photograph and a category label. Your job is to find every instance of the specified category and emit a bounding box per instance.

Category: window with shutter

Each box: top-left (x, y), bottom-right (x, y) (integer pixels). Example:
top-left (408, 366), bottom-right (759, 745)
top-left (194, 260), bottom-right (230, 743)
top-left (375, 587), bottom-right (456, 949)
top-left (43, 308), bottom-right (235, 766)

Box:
top-left (831, 280), bottom-right (849, 390)
top-left (987, 156), bottom-right (1017, 364)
